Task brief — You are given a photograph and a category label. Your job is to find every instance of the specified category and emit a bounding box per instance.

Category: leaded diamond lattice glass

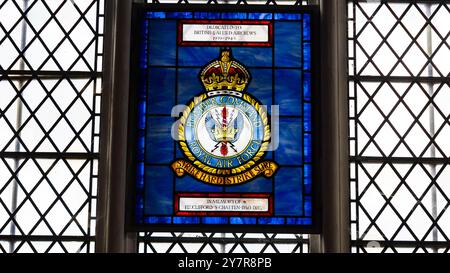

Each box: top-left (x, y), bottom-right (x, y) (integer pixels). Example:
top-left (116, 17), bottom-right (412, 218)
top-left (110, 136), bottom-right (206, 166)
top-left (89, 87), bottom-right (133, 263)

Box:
top-left (348, 0), bottom-right (450, 253)
top-left (0, 0), bottom-right (104, 253)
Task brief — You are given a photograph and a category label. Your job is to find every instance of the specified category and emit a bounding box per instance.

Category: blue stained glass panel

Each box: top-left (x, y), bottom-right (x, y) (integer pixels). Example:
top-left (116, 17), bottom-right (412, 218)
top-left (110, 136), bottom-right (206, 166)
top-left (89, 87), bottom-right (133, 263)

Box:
top-left (246, 68), bottom-right (273, 107)
top-left (137, 162), bottom-right (144, 188)
top-left (177, 68), bottom-right (204, 104)
top-left (304, 164), bottom-right (312, 195)
top-left (265, 151), bottom-right (274, 160)
top-left (202, 217), bottom-right (228, 224)
top-left (230, 217), bottom-right (257, 224)
top-left (135, 192), bottom-right (144, 224)
top-left (258, 217), bottom-right (285, 224)
top-left (137, 130), bottom-right (145, 161)
top-left (148, 21), bottom-right (176, 66)
top-left (173, 217), bottom-right (200, 224)
top-left (275, 22), bottom-right (302, 67)
top-left (221, 12), bottom-right (247, 19)
top-left (304, 72), bottom-right (311, 101)
top-left (275, 69), bottom-right (302, 116)
top-left (146, 12), bottom-right (166, 19)
top-left (167, 12), bottom-right (192, 19)
top-left (275, 167), bottom-right (303, 216)
top-left (225, 176), bottom-right (272, 193)
top-left (145, 117), bottom-right (174, 164)
top-left (139, 21), bottom-right (148, 69)
top-left (304, 103), bottom-right (312, 132)
top-left (178, 47), bottom-right (218, 66)
top-left (304, 133), bottom-right (312, 163)
top-left (303, 14), bottom-right (311, 40)
top-left (148, 68), bottom-right (175, 114)
top-left (303, 42), bottom-right (311, 70)
top-left (194, 12), bottom-right (221, 19)
top-left (145, 216), bottom-right (172, 224)
top-left (176, 175), bottom-right (223, 192)
top-left (304, 179), bottom-right (312, 195)
top-left (277, 118), bottom-right (303, 164)
top-left (232, 47), bottom-right (273, 67)
top-left (286, 217), bottom-right (312, 225)
top-left (305, 196), bottom-right (312, 217)
top-left (144, 166), bottom-right (173, 214)
top-left (274, 13), bottom-right (302, 20)
top-left (248, 13), bottom-right (272, 20)
top-left (138, 101), bottom-right (146, 129)
top-left (175, 146), bottom-right (185, 159)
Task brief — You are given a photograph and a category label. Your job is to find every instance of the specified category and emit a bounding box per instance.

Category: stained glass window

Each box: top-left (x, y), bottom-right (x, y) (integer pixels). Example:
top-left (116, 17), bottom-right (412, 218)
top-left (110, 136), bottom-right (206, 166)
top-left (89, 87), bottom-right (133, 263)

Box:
top-left (129, 5), bottom-right (318, 232)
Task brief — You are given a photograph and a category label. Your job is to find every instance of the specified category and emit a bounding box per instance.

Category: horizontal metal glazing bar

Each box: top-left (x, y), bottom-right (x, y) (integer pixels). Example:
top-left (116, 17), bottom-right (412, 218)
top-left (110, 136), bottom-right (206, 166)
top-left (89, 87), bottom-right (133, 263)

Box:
top-left (0, 152), bottom-right (99, 159)
top-left (138, 236), bottom-right (309, 245)
top-left (353, 240), bottom-right (450, 249)
top-left (349, 76), bottom-right (450, 84)
top-left (351, 0), bottom-right (449, 4)
top-left (350, 156), bottom-right (450, 164)
top-left (0, 70), bottom-right (102, 78)
top-left (0, 235), bottom-right (95, 242)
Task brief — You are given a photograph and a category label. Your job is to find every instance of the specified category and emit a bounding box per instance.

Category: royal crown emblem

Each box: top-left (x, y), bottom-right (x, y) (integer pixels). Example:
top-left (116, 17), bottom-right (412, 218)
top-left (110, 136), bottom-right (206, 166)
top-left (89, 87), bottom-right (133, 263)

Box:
top-left (200, 50), bottom-right (250, 92)
top-left (171, 48), bottom-right (278, 185)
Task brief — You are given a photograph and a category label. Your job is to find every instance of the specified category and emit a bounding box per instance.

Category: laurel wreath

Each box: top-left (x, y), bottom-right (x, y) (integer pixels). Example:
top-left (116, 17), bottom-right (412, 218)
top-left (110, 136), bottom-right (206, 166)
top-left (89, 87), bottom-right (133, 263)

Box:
top-left (178, 93), bottom-right (271, 175)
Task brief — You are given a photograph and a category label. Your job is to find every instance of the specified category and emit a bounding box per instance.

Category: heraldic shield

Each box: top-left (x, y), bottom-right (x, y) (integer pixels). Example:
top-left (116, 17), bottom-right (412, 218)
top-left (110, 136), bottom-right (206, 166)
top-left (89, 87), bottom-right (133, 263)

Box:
top-left (171, 48), bottom-right (278, 186)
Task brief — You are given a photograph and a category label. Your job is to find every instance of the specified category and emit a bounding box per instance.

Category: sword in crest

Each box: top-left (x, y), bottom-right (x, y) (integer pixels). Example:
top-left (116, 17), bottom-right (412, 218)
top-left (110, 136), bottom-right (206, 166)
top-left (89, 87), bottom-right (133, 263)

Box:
top-left (205, 105), bottom-right (244, 156)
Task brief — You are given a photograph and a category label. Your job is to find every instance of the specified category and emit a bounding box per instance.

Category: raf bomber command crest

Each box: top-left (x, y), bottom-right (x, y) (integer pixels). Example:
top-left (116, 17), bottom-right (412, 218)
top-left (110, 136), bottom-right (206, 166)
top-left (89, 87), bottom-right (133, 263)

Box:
top-left (171, 48), bottom-right (278, 185)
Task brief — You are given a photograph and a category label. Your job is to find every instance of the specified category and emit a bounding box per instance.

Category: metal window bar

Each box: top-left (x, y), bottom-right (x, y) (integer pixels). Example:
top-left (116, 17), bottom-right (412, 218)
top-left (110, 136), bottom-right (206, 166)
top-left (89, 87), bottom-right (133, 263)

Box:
top-left (8, 0), bottom-right (28, 253)
top-left (425, 3), bottom-right (438, 253)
